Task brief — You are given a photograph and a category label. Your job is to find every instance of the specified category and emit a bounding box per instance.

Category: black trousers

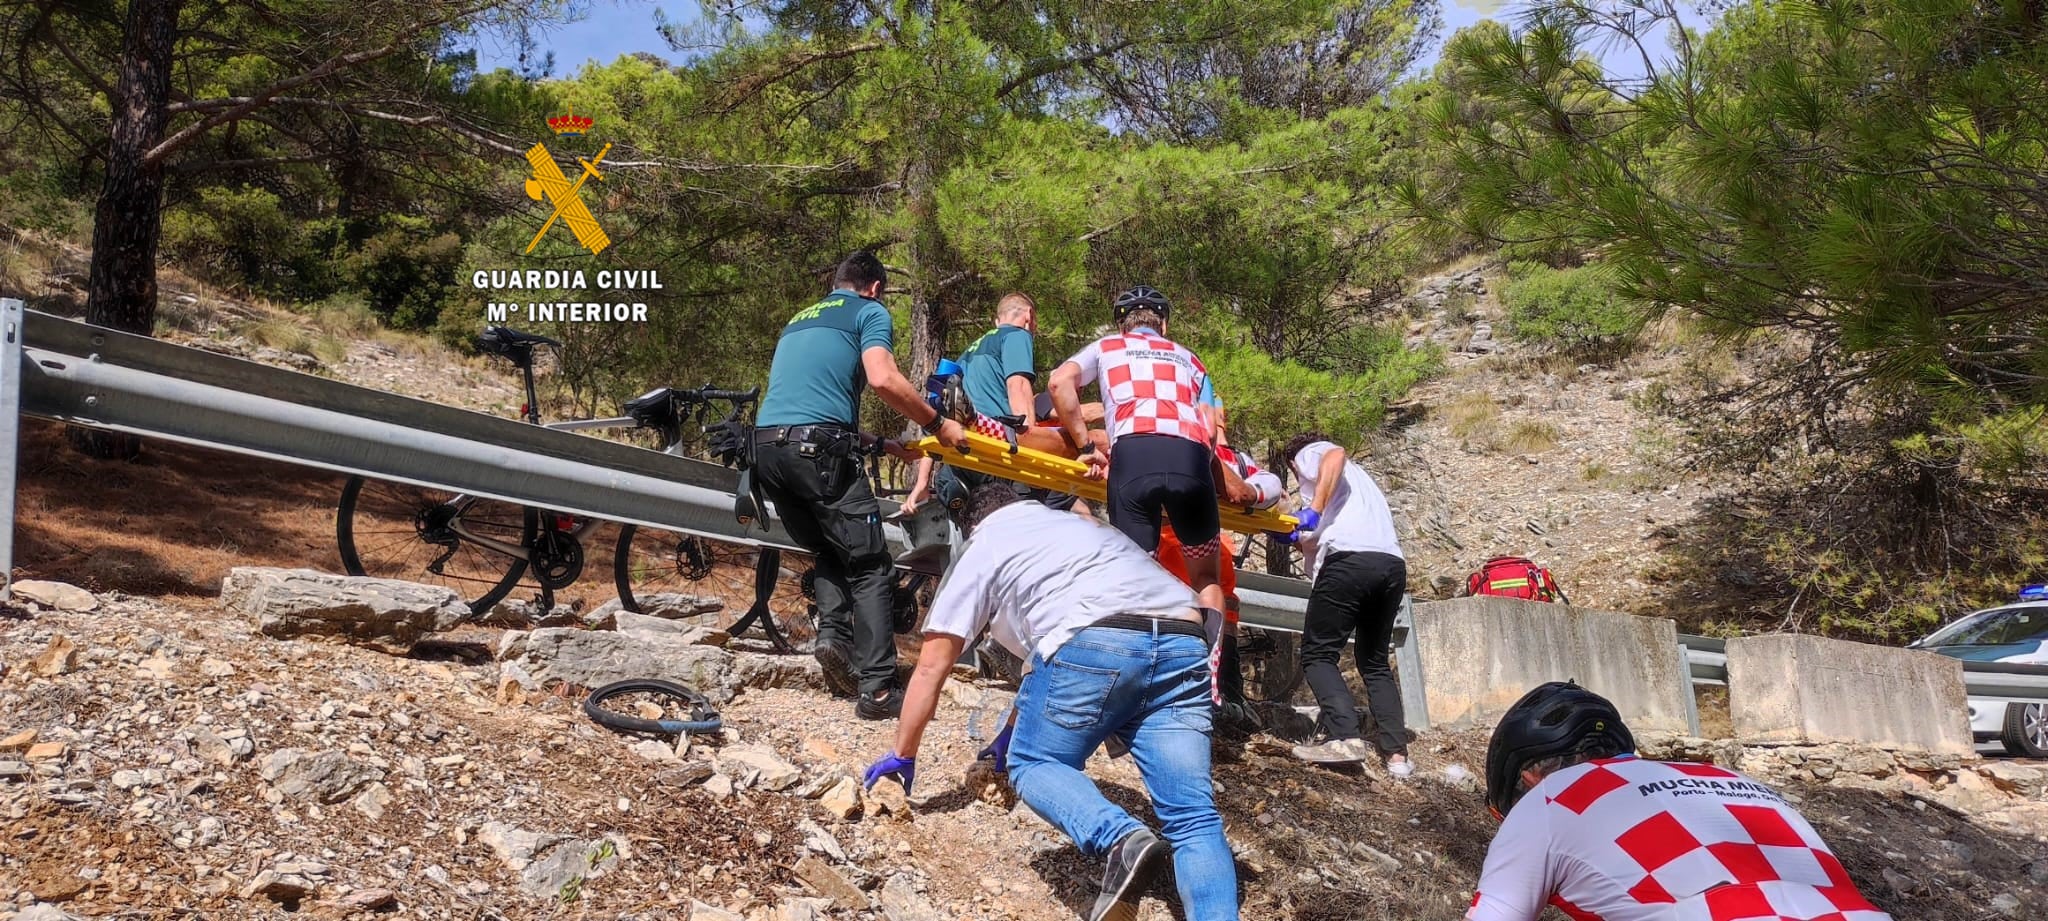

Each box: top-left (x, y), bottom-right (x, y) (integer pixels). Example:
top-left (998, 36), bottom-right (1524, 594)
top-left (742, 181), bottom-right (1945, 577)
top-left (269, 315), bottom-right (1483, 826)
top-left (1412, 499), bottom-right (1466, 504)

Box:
top-left (1300, 550), bottom-right (1409, 753)
top-left (753, 438), bottom-right (896, 694)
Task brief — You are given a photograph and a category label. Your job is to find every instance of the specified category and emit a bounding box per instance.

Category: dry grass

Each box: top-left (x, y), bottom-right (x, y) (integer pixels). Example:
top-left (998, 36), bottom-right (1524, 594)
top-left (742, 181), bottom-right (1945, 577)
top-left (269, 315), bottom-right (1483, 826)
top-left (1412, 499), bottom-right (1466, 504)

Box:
top-left (1504, 419), bottom-right (1562, 454)
top-left (244, 316), bottom-right (315, 354)
top-left (1446, 391), bottom-right (1501, 440)
top-left (1581, 460), bottom-right (1610, 482)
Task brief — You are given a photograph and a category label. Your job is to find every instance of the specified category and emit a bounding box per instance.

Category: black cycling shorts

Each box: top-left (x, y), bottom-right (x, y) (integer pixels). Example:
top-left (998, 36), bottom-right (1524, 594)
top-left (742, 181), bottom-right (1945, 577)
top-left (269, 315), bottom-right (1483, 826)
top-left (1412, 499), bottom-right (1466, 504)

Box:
top-left (1106, 433), bottom-right (1219, 552)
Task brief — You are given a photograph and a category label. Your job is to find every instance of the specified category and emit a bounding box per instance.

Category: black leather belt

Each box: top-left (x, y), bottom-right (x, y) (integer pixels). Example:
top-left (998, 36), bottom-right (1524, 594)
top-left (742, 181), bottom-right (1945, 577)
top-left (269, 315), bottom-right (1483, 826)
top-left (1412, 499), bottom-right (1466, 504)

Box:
top-left (1094, 613), bottom-right (1206, 639)
top-left (753, 424), bottom-right (850, 446)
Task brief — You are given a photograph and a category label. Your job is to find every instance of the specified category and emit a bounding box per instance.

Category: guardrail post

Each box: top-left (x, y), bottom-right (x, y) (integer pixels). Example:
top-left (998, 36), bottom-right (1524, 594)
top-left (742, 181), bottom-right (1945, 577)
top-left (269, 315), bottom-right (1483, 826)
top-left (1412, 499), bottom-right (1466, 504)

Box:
top-left (1677, 642), bottom-right (1701, 736)
top-left (0, 298), bottom-right (20, 601)
top-left (1394, 593), bottom-right (1431, 731)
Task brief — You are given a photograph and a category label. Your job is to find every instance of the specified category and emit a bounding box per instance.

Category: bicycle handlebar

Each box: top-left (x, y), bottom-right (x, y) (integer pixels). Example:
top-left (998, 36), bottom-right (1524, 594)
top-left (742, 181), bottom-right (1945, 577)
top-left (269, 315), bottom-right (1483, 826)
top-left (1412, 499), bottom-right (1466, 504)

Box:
top-left (676, 385), bottom-right (759, 405)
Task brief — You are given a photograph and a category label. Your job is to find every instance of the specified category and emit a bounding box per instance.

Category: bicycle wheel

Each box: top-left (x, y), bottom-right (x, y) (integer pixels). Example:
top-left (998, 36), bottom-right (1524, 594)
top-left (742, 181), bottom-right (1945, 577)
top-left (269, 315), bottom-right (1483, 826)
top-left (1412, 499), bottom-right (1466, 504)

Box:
top-left (612, 526), bottom-right (815, 646)
top-left (1238, 627), bottom-right (1304, 702)
top-left (584, 678), bottom-right (722, 736)
top-left (336, 476), bottom-right (535, 616)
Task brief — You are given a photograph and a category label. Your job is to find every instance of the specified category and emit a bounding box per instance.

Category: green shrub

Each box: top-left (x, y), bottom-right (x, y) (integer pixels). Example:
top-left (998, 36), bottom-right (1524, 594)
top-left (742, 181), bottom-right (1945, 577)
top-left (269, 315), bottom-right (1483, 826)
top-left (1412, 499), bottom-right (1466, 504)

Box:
top-left (1198, 334), bottom-right (1440, 455)
top-left (347, 217), bottom-right (464, 330)
top-left (1499, 261), bottom-right (1642, 358)
top-left (163, 186), bottom-right (301, 290)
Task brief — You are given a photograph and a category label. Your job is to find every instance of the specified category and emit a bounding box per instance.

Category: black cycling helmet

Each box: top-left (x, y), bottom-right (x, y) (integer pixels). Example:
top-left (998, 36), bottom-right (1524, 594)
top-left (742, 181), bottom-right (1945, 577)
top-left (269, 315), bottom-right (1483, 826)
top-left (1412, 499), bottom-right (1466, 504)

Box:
top-left (1112, 285), bottom-right (1170, 321)
top-left (1484, 681), bottom-right (1635, 819)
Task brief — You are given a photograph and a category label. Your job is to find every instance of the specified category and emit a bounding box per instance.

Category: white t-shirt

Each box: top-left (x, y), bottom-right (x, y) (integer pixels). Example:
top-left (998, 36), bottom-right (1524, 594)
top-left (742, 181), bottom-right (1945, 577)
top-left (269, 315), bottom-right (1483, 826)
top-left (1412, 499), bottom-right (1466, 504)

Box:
top-left (1289, 440), bottom-right (1403, 577)
top-left (1468, 757), bottom-right (1892, 921)
top-left (921, 502), bottom-right (1199, 666)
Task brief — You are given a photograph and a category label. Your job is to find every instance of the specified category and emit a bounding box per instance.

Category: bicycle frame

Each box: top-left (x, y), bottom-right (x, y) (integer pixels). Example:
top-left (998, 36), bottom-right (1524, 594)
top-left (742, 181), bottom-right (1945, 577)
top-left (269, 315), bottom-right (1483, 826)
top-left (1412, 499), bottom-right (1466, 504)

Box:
top-left (429, 416), bottom-right (652, 560)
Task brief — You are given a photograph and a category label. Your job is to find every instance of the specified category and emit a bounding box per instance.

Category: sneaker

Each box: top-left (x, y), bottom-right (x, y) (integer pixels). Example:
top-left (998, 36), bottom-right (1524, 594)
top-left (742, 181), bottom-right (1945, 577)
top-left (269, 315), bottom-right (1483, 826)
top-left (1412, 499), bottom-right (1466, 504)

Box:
top-left (1087, 828), bottom-right (1166, 921)
top-left (1291, 737), bottom-right (1369, 764)
top-left (814, 643), bottom-right (858, 698)
top-left (856, 687), bottom-right (904, 720)
top-left (1386, 753), bottom-right (1416, 779)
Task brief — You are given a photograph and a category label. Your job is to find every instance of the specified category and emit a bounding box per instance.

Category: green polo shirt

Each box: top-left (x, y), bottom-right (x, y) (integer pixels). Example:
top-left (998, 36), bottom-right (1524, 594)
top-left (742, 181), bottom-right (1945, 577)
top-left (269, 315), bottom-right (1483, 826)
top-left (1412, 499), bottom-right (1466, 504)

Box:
top-left (757, 289), bottom-right (895, 426)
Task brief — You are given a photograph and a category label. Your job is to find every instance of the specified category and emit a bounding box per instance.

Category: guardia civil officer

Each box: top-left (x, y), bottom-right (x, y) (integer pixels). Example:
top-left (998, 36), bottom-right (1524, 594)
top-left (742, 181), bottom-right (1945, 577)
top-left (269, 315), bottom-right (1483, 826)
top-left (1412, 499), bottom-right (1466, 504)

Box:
top-left (754, 251), bottom-right (968, 719)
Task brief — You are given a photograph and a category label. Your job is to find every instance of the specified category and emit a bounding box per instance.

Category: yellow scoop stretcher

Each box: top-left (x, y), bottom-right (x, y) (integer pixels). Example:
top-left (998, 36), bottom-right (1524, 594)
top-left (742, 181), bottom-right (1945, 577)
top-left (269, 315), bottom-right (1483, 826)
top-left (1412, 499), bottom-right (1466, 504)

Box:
top-left (909, 431), bottom-right (1298, 536)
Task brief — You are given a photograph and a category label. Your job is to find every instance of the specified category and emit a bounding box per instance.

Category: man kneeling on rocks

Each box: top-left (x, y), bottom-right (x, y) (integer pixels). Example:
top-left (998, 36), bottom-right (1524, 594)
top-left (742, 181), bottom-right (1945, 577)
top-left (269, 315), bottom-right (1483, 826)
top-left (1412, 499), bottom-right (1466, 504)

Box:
top-left (862, 483), bottom-right (1239, 921)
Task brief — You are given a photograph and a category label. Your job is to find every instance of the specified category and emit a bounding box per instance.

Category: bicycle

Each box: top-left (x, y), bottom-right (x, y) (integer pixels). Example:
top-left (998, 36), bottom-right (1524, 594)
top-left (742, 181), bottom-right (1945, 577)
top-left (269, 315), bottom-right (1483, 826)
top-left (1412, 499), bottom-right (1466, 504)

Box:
top-left (335, 326), bottom-right (815, 646)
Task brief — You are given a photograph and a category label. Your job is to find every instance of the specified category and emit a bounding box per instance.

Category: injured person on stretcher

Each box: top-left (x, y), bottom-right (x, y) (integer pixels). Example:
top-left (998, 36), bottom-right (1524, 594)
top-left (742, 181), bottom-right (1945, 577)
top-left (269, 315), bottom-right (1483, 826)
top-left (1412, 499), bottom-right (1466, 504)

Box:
top-left (902, 395), bottom-right (1279, 517)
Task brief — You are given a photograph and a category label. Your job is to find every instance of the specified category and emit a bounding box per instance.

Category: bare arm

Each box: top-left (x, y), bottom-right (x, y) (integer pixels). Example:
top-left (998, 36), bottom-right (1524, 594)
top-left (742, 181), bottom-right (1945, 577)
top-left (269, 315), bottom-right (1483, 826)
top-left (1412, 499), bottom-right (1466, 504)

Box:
top-left (863, 347), bottom-right (966, 448)
top-left (1310, 445), bottom-right (1346, 515)
top-left (1048, 362), bottom-right (1091, 454)
top-left (891, 633), bottom-right (967, 758)
top-left (1008, 375), bottom-right (1036, 425)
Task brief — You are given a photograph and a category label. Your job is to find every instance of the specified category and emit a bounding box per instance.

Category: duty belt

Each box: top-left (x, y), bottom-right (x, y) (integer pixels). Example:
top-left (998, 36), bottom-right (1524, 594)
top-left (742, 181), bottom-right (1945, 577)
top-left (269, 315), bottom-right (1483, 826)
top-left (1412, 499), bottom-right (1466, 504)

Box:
top-left (753, 424), bottom-right (850, 446)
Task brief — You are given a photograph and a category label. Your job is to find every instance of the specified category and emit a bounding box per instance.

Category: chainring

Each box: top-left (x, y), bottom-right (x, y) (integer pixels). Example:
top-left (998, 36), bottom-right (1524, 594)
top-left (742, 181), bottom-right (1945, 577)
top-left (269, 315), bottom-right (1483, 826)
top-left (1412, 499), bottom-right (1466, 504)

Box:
top-left (530, 530), bottom-right (585, 590)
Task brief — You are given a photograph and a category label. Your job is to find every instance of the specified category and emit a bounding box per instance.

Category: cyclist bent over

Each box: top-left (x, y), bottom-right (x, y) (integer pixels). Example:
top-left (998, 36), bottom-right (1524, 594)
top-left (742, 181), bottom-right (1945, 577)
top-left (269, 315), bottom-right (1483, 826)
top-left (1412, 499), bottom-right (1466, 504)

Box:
top-left (1470, 682), bottom-right (1894, 921)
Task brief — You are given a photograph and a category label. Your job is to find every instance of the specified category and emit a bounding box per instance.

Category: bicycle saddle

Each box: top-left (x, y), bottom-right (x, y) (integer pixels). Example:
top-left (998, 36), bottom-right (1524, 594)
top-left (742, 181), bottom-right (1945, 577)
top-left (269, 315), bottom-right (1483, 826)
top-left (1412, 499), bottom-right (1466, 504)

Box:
top-left (476, 326), bottom-right (562, 360)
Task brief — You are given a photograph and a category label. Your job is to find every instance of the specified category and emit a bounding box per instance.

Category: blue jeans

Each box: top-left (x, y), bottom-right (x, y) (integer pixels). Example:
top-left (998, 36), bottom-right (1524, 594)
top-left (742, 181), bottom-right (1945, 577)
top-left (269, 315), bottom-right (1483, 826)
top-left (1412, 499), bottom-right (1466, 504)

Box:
top-left (1007, 624), bottom-right (1239, 921)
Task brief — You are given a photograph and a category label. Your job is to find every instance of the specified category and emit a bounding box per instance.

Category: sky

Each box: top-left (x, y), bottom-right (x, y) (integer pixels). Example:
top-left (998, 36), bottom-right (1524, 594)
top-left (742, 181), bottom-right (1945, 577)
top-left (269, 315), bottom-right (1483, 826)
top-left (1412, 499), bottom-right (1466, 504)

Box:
top-left (468, 0), bottom-right (1704, 81)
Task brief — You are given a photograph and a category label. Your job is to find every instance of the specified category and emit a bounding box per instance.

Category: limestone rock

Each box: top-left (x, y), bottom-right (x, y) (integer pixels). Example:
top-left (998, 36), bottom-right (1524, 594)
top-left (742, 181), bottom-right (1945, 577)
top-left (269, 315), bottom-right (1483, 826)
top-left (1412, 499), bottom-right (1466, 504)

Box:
top-left (729, 652), bottom-right (823, 693)
top-left (612, 611), bottom-right (728, 646)
top-left (261, 749), bottom-right (381, 804)
top-left (818, 776), bottom-right (862, 820)
top-left (792, 856), bottom-right (868, 912)
top-left (243, 870), bottom-right (318, 903)
top-left (654, 762), bottom-right (716, 787)
top-left (715, 745), bottom-right (803, 792)
top-left (479, 822), bottom-right (566, 871)
top-left (518, 834), bottom-right (627, 898)
top-left (352, 781), bottom-right (394, 819)
top-left (496, 628), bottom-right (749, 702)
top-left (690, 902), bottom-right (745, 921)
top-left (193, 728), bottom-right (253, 766)
top-left (864, 778), bottom-right (911, 819)
top-left (1978, 761), bottom-right (2045, 792)
top-left (13, 581), bottom-right (98, 612)
top-left (340, 889), bottom-right (396, 910)
top-left (30, 634), bottom-right (79, 677)
top-left (623, 592), bottom-right (723, 620)
top-left (221, 567), bottom-right (468, 653)
top-left (878, 874), bottom-right (944, 921)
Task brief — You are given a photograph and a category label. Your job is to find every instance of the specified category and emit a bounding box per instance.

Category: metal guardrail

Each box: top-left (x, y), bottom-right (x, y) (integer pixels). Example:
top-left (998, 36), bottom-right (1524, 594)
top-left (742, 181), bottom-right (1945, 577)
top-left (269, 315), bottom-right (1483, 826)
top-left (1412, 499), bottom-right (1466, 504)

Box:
top-left (2, 300), bottom-right (2040, 719)
top-left (0, 300), bottom-right (1318, 629)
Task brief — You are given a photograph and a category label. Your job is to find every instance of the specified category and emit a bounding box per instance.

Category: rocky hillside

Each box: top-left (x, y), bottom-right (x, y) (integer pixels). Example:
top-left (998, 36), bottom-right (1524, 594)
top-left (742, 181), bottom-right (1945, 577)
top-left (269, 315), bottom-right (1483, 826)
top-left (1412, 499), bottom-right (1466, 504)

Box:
top-left (3, 575), bottom-right (2045, 921)
top-left (1371, 263), bottom-right (1742, 621)
top-left (4, 249), bottom-right (2046, 921)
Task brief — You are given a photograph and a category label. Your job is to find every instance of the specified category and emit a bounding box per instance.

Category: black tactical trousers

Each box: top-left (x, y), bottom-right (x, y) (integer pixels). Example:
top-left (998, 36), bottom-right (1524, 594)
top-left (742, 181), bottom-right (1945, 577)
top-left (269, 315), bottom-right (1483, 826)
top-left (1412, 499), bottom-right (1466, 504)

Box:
top-left (753, 437), bottom-right (897, 694)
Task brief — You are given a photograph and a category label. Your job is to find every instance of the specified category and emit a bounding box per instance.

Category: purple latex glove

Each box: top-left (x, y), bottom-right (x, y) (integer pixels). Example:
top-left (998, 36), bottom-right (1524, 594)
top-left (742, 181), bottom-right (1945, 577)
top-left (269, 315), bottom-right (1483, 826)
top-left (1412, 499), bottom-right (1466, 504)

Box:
top-left (863, 752), bottom-right (916, 793)
top-left (977, 723), bottom-right (1014, 773)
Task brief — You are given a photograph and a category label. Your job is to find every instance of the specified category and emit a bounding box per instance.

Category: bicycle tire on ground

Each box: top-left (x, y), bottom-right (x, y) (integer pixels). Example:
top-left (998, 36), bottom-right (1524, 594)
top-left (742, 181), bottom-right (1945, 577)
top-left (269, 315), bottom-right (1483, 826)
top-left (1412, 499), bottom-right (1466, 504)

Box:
top-left (335, 476), bottom-right (535, 616)
top-left (584, 678), bottom-right (723, 735)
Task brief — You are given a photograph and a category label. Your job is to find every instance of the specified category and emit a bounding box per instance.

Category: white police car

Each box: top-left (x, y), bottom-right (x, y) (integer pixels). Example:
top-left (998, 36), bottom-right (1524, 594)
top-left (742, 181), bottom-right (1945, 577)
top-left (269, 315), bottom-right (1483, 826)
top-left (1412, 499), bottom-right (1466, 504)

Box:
top-left (1909, 588), bottom-right (2048, 758)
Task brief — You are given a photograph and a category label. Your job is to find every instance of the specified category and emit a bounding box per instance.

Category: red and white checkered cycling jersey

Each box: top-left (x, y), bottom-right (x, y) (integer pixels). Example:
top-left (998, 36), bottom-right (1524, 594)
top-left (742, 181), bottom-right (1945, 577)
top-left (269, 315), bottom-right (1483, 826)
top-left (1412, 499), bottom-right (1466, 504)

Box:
top-left (1468, 757), bottom-right (1891, 921)
top-left (1062, 331), bottom-right (1212, 446)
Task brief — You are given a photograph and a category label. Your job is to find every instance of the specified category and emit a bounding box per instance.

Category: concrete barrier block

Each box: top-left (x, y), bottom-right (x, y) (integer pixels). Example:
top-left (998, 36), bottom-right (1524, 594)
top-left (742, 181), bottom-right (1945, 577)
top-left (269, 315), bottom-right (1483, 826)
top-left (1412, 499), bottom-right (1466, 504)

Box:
top-left (1726, 633), bottom-right (1970, 754)
top-left (1410, 597), bottom-right (1691, 732)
